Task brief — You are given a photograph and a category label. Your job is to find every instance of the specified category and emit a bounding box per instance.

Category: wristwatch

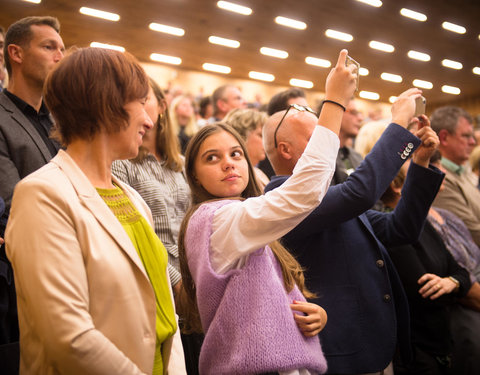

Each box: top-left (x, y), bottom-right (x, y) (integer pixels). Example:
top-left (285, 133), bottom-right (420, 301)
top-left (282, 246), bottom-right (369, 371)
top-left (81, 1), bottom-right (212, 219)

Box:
top-left (448, 276), bottom-right (460, 292)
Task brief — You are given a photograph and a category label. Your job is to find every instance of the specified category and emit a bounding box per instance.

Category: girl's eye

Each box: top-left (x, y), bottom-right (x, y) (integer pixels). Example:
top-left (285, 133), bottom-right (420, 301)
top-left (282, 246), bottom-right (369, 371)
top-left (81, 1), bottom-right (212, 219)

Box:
top-left (206, 154), bottom-right (218, 162)
top-left (232, 150), bottom-right (243, 158)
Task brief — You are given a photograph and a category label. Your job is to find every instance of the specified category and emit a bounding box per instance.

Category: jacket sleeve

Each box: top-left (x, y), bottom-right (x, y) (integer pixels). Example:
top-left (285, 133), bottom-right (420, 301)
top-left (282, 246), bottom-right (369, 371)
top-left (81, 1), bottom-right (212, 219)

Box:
top-left (276, 123), bottom-right (421, 237)
top-left (0, 129), bottom-right (20, 233)
top-left (366, 162), bottom-right (444, 247)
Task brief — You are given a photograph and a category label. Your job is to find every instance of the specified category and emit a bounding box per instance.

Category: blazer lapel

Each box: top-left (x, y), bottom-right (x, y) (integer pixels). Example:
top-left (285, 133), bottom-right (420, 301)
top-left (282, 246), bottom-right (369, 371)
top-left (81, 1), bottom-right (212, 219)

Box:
top-left (0, 92), bottom-right (53, 162)
top-left (52, 150), bottom-right (149, 279)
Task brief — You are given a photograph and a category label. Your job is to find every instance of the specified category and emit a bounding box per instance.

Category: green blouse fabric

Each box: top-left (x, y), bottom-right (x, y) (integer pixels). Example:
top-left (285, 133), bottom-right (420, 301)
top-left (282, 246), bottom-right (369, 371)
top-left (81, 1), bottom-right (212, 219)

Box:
top-left (97, 185), bottom-right (177, 375)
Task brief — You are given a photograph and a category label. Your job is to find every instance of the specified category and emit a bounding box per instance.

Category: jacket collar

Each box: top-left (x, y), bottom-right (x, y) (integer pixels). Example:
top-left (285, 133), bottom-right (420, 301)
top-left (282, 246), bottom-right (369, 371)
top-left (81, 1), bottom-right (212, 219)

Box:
top-left (51, 150), bottom-right (150, 279)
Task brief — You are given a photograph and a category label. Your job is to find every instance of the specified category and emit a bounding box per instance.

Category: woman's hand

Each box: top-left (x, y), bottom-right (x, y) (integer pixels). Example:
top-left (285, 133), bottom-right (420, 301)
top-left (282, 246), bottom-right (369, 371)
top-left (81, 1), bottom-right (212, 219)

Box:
top-left (290, 300), bottom-right (327, 337)
top-left (418, 273), bottom-right (458, 299)
top-left (391, 88), bottom-right (423, 128)
top-left (324, 49), bottom-right (358, 107)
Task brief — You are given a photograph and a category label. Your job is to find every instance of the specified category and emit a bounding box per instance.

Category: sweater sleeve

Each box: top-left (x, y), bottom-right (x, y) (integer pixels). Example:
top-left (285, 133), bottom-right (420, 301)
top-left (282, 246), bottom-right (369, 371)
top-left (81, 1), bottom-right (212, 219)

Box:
top-left (210, 125), bottom-right (339, 273)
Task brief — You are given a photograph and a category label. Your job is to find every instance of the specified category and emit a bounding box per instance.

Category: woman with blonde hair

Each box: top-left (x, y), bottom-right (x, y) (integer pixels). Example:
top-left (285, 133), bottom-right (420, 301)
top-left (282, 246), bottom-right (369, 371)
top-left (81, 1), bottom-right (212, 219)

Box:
top-left (113, 79), bottom-right (189, 293)
top-left (170, 95), bottom-right (197, 154)
top-left (224, 108), bottom-right (270, 188)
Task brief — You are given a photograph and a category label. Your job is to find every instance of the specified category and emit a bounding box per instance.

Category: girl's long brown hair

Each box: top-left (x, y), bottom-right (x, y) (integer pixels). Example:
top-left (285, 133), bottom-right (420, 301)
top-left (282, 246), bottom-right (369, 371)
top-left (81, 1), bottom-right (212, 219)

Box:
top-left (178, 123), bottom-right (314, 333)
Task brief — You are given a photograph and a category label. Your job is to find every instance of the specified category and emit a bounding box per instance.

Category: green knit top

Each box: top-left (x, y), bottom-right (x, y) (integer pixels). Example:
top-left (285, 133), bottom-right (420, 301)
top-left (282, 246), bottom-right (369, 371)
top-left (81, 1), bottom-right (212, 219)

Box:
top-left (97, 185), bottom-right (177, 375)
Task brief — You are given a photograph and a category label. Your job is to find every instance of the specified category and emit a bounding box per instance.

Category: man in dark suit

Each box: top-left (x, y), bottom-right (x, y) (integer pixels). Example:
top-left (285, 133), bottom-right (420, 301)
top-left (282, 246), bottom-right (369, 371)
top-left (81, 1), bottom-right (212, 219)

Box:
top-left (332, 98), bottom-right (364, 185)
top-left (0, 16), bottom-right (64, 374)
top-left (264, 89), bottom-right (444, 374)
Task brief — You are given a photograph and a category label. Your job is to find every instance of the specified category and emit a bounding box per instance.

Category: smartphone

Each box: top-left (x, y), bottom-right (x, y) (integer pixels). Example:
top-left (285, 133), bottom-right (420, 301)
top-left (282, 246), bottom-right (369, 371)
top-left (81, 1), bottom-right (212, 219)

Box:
top-left (414, 96), bottom-right (426, 117)
top-left (346, 55), bottom-right (360, 91)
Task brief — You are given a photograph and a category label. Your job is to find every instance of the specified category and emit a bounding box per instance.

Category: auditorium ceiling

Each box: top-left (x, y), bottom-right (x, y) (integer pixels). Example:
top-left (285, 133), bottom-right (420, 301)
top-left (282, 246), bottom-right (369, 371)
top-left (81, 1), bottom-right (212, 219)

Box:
top-left (2, 0), bottom-right (480, 105)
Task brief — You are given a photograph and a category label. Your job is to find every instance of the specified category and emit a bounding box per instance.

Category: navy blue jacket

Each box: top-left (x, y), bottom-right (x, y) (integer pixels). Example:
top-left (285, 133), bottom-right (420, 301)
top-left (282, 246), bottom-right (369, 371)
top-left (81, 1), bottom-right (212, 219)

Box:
top-left (265, 123), bottom-right (445, 374)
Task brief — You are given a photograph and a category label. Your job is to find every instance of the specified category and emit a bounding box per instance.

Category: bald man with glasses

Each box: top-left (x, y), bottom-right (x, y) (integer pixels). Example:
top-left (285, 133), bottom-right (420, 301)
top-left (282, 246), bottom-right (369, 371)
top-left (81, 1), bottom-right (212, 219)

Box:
top-left (264, 88), bottom-right (445, 374)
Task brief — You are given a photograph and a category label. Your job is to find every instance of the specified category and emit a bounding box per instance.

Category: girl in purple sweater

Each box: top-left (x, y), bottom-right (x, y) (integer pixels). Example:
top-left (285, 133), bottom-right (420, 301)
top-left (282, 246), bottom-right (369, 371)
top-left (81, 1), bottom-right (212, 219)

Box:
top-left (178, 50), bottom-right (357, 375)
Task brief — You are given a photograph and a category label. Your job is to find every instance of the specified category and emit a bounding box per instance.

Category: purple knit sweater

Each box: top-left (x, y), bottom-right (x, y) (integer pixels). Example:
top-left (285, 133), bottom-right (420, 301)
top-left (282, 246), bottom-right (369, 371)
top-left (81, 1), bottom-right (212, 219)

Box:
top-left (186, 200), bottom-right (327, 375)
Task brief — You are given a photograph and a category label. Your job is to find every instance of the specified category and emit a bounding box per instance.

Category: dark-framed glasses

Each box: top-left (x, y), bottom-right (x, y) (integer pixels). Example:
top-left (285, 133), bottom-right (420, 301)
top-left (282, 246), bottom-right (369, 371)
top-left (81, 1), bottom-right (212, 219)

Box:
top-left (274, 103), bottom-right (317, 148)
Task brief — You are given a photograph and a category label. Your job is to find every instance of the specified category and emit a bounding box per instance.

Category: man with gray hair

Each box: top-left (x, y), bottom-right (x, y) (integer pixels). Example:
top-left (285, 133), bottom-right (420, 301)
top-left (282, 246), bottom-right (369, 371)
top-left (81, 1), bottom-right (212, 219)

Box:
top-left (430, 106), bottom-right (480, 246)
top-left (0, 16), bottom-right (64, 374)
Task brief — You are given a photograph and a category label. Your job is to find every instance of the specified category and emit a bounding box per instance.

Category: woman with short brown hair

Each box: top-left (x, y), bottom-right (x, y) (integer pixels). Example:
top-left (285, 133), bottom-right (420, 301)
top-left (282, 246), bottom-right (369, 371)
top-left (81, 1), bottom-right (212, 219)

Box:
top-left (6, 47), bottom-right (185, 374)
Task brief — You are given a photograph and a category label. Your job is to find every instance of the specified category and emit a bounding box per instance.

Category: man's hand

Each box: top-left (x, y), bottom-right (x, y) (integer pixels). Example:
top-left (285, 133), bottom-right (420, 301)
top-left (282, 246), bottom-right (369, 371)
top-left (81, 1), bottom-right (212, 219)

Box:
top-left (418, 273), bottom-right (458, 299)
top-left (290, 300), bottom-right (328, 337)
top-left (391, 88), bottom-right (423, 128)
top-left (412, 115), bottom-right (439, 167)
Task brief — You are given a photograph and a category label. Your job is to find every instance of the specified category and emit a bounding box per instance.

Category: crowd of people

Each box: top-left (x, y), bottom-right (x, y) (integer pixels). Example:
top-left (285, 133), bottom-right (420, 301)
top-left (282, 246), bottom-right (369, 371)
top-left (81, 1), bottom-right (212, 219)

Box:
top-left (1, 15), bottom-right (480, 375)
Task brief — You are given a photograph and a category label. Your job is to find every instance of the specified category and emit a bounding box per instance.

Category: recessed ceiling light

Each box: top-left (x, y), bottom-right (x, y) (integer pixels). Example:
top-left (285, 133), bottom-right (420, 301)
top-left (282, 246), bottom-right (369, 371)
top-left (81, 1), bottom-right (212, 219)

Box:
top-left (442, 85), bottom-right (461, 95)
top-left (442, 21), bottom-right (466, 34)
top-left (381, 72), bottom-right (402, 83)
top-left (90, 42), bottom-right (125, 52)
top-left (275, 16), bottom-right (307, 30)
top-left (473, 67), bottom-right (480, 75)
top-left (325, 29), bottom-right (353, 42)
top-left (356, 0), bottom-right (382, 7)
top-left (149, 23), bottom-right (185, 36)
top-left (442, 59), bottom-right (463, 70)
top-left (260, 47), bottom-right (288, 59)
top-left (289, 78), bottom-right (313, 89)
top-left (202, 63), bottom-right (231, 74)
top-left (359, 67), bottom-right (369, 76)
top-left (369, 40), bottom-right (394, 53)
top-left (389, 96), bottom-right (397, 103)
top-left (305, 56), bottom-right (331, 68)
top-left (216, 1), bottom-right (252, 15)
top-left (249, 71), bottom-right (275, 82)
top-left (22, 0), bottom-right (41, 3)
top-left (359, 91), bottom-right (380, 100)
top-left (150, 53), bottom-right (182, 65)
top-left (79, 7), bottom-right (120, 21)
top-left (208, 36), bottom-right (240, 48)
top-left (400, 8), bottom-right (427, 22)
top-left (413, 79), bottom-right (433, 89)
top-left (408, 50), bottom-right (430, 62)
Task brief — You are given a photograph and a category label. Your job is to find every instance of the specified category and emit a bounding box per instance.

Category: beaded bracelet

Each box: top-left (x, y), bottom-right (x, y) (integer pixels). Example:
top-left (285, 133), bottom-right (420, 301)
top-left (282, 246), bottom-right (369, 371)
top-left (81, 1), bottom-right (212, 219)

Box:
top-left (322, 99), bottom-right (346, 112)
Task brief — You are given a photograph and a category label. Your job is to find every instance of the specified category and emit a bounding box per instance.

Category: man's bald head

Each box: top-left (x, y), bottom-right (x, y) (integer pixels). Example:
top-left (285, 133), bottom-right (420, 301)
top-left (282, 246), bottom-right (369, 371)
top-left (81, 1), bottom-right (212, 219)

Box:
top-left (264, 109), bottom-right (317, 175)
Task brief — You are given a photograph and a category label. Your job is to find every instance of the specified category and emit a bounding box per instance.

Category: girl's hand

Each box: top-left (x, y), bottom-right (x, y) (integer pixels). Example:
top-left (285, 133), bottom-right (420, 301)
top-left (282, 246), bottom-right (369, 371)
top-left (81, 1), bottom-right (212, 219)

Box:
top-left (418, 273), bottom-right (458, 299)
top-left (324, 49), bottom-right (358, 107)
top-left (290, 300), bottom-right (327, 337)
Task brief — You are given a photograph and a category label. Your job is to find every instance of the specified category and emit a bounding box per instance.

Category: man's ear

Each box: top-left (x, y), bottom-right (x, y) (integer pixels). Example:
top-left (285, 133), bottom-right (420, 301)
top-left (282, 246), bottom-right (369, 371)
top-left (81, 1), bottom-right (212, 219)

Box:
top-left (216, 99), bottom-right (227, 114)
top-left (8, 44), bottom-right (23, 65)
top-left (438, 129), bottom-right (450, 146)
top-left (390, 181), bottom-right (402, 195)
top-left (277, 141), bottom-right (292, 160)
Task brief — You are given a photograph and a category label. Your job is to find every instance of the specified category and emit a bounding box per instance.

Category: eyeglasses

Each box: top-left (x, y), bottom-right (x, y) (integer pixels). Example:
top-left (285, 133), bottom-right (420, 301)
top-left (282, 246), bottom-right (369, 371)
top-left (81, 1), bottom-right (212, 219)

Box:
top-left (274, 103), bottom-right (317, 148)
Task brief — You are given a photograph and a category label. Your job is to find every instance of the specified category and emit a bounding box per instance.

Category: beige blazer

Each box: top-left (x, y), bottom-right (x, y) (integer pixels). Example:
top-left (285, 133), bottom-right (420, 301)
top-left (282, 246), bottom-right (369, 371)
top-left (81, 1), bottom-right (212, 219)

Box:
top-left (5, 150), bottom-right (186, 375)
